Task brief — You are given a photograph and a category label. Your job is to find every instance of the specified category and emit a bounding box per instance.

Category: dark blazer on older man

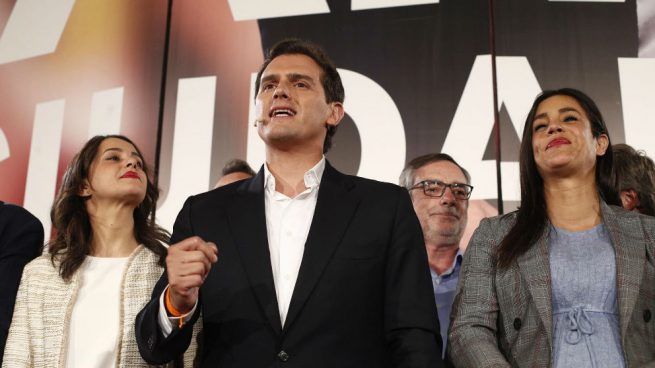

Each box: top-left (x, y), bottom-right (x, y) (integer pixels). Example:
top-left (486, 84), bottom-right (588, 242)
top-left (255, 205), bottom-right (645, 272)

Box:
top-left (448, 201), bottom-right (655, 368)
top-left (136, 162), bottom-right (443, 368)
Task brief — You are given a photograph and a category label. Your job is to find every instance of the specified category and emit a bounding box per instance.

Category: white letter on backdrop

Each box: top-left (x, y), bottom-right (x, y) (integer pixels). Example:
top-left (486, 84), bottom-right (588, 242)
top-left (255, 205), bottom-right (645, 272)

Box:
top-left (618, 57), bottom-right (655, 157)
top-left (0, 0), bottom-right (76, 64)
top-left (156, 77), bottom-right (216, 232)
top-left (228, 0), bottom-right (329, 21)
top-left (23, 99), bottom-right (66, 237)
top-left (442, 55), bottom-right (541, 201)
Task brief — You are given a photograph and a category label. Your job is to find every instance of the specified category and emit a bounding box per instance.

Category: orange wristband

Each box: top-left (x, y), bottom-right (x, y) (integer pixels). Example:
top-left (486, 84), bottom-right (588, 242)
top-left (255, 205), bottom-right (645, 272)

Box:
top-left (165, 288), bottom-right (186, 328)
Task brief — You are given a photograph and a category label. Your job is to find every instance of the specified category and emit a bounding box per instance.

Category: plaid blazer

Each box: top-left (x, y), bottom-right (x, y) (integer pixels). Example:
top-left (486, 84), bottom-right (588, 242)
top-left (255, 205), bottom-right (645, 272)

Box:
top-left (448, 201), bottom-right (655, 368)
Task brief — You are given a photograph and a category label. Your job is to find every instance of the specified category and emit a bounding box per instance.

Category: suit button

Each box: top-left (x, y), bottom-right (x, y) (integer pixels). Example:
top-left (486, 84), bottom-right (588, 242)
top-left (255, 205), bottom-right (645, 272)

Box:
top-left (513, 318), bottom-right (522, 331)
top-left (644, 309), bottom-right (652, 323)
top-left (277, 350), bottom-right (289, 362)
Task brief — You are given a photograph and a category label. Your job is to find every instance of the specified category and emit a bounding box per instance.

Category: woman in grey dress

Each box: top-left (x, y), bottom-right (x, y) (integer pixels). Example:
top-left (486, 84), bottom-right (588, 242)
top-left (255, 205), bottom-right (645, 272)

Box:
top-left (448, 88), bottom-right (655, 367)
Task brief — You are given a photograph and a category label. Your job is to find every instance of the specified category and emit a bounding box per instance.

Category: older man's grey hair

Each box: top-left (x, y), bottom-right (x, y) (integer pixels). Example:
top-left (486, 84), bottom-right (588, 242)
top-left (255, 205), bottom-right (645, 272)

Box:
top-left (399, 153), bottom-right (471, 189)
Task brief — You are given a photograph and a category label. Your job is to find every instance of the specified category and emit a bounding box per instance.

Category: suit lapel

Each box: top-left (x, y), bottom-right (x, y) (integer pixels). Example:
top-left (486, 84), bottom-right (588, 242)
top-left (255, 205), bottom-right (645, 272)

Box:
top-left (600, 201), bottom-right (645, 340)
top-left (517, 227), bottom-right (553, 346)
top-left (227, 169), bottom-right (283, 334)
top-left (283, 163), bottom-right (360, 332)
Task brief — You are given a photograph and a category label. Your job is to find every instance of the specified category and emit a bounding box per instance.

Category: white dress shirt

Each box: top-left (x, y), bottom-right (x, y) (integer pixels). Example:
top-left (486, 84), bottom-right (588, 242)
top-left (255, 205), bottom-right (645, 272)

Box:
top-left (264, 157), bottom-right (324, 325)
top-left (159, 157), bottom-right (325, 333)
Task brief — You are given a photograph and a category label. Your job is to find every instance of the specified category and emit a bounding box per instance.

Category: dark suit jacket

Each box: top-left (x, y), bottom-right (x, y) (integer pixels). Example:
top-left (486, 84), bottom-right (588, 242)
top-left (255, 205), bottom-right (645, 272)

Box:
top-left (449, 201), bottom-right (655, 368)
top-left (0, 201), bottom-right (44, 365)
top-left (137, 163), bottom-right (442, 367)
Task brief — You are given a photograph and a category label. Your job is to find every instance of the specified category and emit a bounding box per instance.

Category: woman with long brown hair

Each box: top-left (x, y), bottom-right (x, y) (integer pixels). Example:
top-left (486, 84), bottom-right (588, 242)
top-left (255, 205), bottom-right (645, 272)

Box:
top-left (448, 88), bottom-right (655, 367)
top-left (3, 135), bottom-right (196, 367)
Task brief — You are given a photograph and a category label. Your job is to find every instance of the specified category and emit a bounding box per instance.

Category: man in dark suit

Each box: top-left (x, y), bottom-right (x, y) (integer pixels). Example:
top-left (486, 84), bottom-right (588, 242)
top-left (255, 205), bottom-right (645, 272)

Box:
top-left (0, 201), bottom-right (43, 365)
top-left (136, 39), bottom-right (442, 367)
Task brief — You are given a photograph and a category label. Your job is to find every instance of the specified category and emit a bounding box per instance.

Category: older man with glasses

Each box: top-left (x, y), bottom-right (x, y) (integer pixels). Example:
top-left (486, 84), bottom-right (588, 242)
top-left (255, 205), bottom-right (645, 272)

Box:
top-left (400, 153), bottom-right (472, 359)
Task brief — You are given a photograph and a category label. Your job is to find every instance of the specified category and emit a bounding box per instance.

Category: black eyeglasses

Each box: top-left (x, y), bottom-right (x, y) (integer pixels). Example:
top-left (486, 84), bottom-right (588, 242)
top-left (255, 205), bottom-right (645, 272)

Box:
top-left (409, 179), bottom-right (473, 200)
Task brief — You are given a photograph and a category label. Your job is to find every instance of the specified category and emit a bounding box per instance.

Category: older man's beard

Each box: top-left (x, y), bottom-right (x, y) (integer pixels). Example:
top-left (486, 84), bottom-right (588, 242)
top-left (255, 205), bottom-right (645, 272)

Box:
top-left (422, 220), bottom-right (466, 246)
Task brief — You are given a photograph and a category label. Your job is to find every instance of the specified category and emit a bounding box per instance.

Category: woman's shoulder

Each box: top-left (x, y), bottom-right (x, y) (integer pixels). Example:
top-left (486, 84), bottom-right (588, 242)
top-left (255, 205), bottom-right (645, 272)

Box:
top-left (463, 211), bottom-right (519, 252)
top-left (478, 211), bottom-right (518, 232)
top-left (22, 254), bottom-right (57, 275)
top-left (19, 254), bottom-right (66, 291)
top-left (604, 203), bottom-right (655, 230)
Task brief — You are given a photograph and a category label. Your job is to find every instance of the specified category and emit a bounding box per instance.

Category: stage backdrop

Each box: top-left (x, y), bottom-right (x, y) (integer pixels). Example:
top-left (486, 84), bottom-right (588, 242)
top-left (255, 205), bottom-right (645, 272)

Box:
top-left (1, 0), bottom-right (653, 246)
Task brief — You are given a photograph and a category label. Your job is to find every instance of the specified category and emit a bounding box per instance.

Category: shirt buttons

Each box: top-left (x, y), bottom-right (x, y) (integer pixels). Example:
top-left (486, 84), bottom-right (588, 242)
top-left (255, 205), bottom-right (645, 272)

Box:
top-left (644, 309), bottom-right (652, 323)
top-left (277, 350), bottom-right (290, 362)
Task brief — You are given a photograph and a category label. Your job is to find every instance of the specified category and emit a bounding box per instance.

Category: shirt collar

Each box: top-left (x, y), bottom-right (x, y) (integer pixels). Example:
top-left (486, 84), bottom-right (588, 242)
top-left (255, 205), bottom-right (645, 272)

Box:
top-left (431, 249), bottom-right (464, 279)
top-left (263, 156), bottom-right (326, 193)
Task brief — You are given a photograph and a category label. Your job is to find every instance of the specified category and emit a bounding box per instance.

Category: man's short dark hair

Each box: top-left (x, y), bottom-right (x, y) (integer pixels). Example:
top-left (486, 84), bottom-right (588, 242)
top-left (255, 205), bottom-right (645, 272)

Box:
top-left (399, 153), bottom-right (471, 189)
top-left (613, 143), bottom-right (655, 216)
top-left (222, 159), bottom-right (256, 177)
top-left (254, 38), bottom-right (345, 153)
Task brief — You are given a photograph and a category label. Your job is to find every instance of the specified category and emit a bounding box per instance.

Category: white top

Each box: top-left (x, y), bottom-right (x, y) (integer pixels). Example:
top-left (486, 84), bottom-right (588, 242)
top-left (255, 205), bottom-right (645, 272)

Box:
top-left (65, 256), bottom-right (129, 368)
top-left (264, 157), bottom-right (324, 325)
top-left (158, 157), bottom-right (325, 334)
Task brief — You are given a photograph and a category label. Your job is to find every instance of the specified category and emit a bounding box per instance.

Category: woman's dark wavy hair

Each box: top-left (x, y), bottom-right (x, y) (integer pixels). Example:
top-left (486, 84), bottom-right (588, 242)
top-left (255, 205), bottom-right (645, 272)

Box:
top-left (48, 135), bottom-right (169, 281)
top-left (496, 88), bottom-right (620, 269)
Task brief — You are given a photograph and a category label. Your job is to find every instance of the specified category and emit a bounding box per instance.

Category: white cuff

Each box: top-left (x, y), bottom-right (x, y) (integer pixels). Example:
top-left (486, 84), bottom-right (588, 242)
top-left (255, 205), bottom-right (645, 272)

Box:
top-left (157, 285), bottom-right (198, 338)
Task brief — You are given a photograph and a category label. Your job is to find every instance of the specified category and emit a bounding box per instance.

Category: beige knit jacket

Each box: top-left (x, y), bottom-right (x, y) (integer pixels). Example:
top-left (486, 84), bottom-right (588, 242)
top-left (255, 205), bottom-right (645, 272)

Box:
top-left (2, 245), bottom-right (198, 368)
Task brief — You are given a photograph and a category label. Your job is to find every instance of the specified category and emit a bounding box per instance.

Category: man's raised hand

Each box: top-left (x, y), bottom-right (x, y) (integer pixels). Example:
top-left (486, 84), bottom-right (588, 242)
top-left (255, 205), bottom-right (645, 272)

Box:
top-left (166, 236), bottom-right (218, 313)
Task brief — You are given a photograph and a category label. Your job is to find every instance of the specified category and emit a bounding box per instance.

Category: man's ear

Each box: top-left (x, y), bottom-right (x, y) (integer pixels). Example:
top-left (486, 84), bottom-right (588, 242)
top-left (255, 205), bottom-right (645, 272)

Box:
top-left (620, 189), bottom-right (640, 211)
top-left (325, 102), bottom-right (344, 129)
